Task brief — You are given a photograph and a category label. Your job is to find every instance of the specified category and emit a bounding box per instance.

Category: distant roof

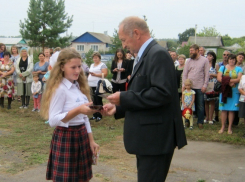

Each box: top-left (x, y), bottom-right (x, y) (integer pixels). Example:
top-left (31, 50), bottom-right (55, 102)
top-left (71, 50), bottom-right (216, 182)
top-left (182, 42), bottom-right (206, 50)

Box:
top-left (188, 36), bottom-right (224, 47)
top-left (181, 41), bottom-right (188, 47)
top-left (157, 40), bottom-right (167, 48)
top-left (88, 32), bottom-right (112, 44)
top-left (0, 38), bottom-right (27, 45)
top-left (72, 32), bottom-right (112, 44)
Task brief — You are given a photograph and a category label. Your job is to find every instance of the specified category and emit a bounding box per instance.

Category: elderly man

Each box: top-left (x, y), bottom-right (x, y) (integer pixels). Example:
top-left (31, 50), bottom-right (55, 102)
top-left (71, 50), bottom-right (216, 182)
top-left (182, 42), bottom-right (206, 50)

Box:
top-left (182, 44), bottom-right (209, 129)
top-left (199, 46), bottom-right (206, 57)
top-left (102, 16), bottom-right (187, 181)
top-left (170, 51), bottom-right (179, 66)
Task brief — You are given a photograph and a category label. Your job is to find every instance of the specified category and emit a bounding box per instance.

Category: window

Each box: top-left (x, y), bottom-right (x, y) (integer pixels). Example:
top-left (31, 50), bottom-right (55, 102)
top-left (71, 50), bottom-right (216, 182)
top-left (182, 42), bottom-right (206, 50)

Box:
top-left (77, 45), bottom-right (84, 51)
top-left (91, 45), bottom-right (98, 51)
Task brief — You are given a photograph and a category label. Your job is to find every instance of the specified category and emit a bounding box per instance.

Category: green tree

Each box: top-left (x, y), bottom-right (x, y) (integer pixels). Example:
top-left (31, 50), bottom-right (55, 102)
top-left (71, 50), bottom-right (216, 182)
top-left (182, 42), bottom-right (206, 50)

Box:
top-left (167, 40), bottom-right (179, 51)
top-left (85, 49), bottom-right (94, 67)
top-left (143, 15), bottom-right (155, 38)
top-left (178, 28), bottom-right (195, 43)
top-left (197, 26), bottom-right (221, 37)
top-left (109, 29), bottom-right (123, 53)
top-left (177, 43), bottom-right (191, 58)
top-left (19, 0), bottom-right (73, 50)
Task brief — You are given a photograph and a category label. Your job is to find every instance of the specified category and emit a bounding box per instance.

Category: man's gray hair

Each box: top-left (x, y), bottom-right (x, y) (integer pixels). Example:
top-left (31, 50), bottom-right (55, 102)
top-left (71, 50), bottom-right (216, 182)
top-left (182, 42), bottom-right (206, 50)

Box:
top-left (119, 16), bottom-right (150, 37)
top-left (223, 50), bottom-right (231, 54)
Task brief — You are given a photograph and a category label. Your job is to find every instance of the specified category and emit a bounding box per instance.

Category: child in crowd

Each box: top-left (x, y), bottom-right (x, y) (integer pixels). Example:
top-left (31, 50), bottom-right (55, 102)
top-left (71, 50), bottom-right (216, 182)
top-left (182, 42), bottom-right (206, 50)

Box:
top-left (40, 48), bottom-right (99, 181)
top-left (31, 74), bottom-right (42, 112)
top-left (181, 79), bottom-right (195, 129)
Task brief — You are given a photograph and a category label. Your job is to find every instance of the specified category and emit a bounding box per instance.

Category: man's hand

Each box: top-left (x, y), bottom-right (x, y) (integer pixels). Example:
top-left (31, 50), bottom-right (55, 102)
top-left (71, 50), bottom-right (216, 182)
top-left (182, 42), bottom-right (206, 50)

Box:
top-left (101, 103), bottom-right (116, 116)
top-left (201, 87), bottom-right (206, 93)
top-left (107, 92), bottom-right (120, 106)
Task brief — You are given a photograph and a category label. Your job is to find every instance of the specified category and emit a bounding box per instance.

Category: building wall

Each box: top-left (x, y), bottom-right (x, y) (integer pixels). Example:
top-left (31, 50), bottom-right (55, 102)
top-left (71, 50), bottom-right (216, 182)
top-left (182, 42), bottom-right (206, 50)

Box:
top-left (71, 42), bottom-right (110, 54)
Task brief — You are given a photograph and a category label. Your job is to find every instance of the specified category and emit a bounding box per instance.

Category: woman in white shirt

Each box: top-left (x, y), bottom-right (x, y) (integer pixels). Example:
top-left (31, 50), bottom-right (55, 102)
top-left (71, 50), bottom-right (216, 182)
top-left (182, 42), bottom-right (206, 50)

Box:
top-left (88, 52), bottom-right (108, 122)
top-left (238, 75), bottom-right (245, 138)
top-left (40, 48), bottom-right (99, 182)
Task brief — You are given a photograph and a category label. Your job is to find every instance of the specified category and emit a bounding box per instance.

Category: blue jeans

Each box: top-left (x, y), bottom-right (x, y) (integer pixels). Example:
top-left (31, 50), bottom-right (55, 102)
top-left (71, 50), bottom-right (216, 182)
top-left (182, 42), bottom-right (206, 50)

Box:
top-left (193, 89), bottom-right (204, 124)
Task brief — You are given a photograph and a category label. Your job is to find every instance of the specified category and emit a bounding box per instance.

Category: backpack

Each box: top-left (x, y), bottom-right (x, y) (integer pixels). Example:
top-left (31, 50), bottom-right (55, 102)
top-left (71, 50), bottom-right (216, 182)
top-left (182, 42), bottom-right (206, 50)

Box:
top-left (95, 73), bottom-right (113, 95)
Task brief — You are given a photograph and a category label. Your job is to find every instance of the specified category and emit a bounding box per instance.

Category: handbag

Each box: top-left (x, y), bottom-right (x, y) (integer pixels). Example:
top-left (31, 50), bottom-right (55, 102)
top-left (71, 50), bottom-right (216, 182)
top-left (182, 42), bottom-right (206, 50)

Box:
top-left (214, 66), bottom-right (225, 92)
top-left (95, 73), bottom-right (113, 95)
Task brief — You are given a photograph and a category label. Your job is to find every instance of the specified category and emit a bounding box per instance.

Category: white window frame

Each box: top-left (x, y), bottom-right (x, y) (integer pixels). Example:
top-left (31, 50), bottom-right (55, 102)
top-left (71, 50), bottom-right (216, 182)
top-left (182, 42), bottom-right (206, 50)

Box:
top-left (91, 45), bottom-right (99, 52)
top-left (76, 44), bottom-right (84, 51)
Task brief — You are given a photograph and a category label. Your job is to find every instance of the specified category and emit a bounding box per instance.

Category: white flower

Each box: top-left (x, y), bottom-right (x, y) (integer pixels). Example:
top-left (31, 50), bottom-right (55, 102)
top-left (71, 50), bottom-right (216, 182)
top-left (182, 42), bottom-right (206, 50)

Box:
top-left (5, 65), bottom-right (10, 70)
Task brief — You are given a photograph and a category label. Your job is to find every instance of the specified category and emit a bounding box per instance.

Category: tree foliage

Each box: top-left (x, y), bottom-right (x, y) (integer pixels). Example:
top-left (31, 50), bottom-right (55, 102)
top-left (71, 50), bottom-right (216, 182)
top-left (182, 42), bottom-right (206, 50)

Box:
top-left (167, 40), bottom-right (179, 51)
top-left (178, 28), bottom-right (195, 43)
top-left (85, 49), bottom-right (94, 67)
top-left (143, 15), bottom-right (155, 38)
top-left (109, 29), bottom-right (123, 53)
top-left (177, 43), bottom-right (191, 58)
top-left (197, 26), bottom-right (221, 37)
top-left (19, 0), bottom-right (73, 50)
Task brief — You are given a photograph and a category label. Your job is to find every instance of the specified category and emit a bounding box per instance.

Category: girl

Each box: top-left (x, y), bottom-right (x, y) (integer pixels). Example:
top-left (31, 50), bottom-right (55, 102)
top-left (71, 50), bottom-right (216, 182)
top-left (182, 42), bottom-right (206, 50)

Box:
top-left (31, 74), bottom-right (42, 112)
top-left (111, 48), bottom-right (127, 93)
top-left (181, 79), bottom-right (195, 129)
top-left (204, 51), bottom-right (218, 124)
top-left (40, 48), bottom-right (99, 181)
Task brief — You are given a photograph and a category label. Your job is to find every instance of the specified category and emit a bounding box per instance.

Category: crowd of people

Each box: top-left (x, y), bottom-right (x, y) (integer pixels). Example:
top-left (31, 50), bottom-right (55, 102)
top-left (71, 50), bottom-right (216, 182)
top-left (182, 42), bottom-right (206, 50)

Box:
top-left (0, 15), bottom-right (245, 180)
top-left (0, 44), bottom-right (56, 111)
top-left (1, 41), bottom-right (245, 137)
top-left (172, 44), bottom-right (245, 137)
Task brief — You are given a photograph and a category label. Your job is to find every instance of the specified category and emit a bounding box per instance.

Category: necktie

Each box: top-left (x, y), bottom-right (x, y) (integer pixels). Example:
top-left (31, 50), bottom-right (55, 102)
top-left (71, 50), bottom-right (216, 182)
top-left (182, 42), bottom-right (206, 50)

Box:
top-left (132, 56), bottom-right (139, 74)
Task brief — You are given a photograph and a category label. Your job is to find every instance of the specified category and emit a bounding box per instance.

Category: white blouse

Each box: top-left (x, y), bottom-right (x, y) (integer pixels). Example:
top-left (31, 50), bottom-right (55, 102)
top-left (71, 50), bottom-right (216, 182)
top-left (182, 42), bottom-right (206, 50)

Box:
top-left (88, 62), bottom-right (107, 87)
top-left (48, 78), bottom-right (92, 133)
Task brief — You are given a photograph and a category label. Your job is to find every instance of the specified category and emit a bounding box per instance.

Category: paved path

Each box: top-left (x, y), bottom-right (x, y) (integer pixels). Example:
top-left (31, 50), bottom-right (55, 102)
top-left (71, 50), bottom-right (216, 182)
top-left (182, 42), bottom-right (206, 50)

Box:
top-left (0, 140), bottom-right (244, 182)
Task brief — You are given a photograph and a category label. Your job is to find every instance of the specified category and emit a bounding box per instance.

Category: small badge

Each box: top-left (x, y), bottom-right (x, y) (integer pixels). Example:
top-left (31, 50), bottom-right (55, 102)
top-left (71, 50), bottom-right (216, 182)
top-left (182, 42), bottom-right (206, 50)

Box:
top-left (76, 98), bottom-right (80, 102)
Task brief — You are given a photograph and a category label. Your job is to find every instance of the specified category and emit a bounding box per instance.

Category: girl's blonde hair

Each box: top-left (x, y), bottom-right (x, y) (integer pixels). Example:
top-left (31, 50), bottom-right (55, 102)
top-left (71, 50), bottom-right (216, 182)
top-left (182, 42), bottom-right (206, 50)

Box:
top-left (40, 48), bottom-right (91, 120)
top-left (184, 79), bottom-right (193, 87)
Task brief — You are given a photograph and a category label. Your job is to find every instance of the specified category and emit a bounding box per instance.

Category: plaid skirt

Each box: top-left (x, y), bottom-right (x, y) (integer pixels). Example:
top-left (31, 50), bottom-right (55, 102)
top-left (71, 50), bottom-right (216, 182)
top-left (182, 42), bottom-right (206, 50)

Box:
top-left (46, 124), bottom-right (93, 182)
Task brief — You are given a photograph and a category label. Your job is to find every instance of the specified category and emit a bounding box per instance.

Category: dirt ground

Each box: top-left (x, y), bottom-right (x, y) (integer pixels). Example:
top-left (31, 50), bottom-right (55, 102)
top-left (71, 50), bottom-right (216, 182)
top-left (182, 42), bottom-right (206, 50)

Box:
top-left (0, 136), bottom-right (245, 182)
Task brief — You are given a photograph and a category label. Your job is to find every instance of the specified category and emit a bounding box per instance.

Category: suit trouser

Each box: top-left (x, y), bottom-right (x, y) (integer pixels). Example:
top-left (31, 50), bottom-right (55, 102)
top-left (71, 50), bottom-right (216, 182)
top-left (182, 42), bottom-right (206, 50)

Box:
top-left (136, 150), bottom-right (174, 182)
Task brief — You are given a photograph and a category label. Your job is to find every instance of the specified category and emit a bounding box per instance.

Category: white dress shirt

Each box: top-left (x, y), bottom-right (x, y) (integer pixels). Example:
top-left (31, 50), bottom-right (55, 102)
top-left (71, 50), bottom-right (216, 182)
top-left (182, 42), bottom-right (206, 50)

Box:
top-left (49, 78), bottom-right (92, 133)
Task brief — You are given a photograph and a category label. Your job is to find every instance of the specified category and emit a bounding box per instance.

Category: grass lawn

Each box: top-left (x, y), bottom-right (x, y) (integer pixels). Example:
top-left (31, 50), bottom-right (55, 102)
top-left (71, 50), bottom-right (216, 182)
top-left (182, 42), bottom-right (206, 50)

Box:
top-left (0, 98), bottom-right (245, 174)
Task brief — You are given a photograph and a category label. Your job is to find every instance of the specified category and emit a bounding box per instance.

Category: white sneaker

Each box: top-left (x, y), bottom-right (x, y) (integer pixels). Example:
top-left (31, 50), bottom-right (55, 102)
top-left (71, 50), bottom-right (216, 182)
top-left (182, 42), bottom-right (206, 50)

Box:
top-left (37, 109), bottom-right (40, 112)
top-left (32, 108), bottom-right (36, 112)
top-left (209, 121), bottom-right (213, 124)
top-left (204, 120), bottom-right (207, 124)
top-left (24, 105), bottom-right (28, 109)
top-left (19, 106), bottom-right (24, 109)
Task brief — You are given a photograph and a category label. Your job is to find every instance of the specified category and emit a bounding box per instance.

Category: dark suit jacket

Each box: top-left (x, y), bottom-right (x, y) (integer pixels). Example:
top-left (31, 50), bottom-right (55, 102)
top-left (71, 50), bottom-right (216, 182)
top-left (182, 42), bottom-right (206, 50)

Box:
top-left (111, 60), bottom-right (128, 80)
top-left (126, 59), bottom-right (134, 77)
top-left (115, 40), bottom-right (187, 155)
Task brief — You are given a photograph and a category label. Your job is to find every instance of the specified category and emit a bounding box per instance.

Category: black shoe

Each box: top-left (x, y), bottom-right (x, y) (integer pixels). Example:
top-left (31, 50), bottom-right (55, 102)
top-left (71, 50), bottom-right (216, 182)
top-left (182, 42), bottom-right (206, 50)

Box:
top-left (95, 117), bottom-right (102, 122)
top-left (89, 117), bottom-right (96, 120)
top-left (0, 97), bottom-right (4, 108)
top-left (7, 98), bottom-right (12, 109)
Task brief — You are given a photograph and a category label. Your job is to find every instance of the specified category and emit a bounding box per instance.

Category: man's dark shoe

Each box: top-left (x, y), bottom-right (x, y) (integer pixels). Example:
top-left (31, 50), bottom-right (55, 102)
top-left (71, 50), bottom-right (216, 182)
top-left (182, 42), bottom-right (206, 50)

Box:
top-left (198, 123), bottom-right (203, 129)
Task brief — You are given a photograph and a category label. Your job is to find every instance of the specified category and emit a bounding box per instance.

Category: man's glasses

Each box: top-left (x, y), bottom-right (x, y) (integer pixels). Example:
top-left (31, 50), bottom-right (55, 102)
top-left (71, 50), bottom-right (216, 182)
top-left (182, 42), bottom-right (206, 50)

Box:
top-left (223, 54), bottom-right (229, 56)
